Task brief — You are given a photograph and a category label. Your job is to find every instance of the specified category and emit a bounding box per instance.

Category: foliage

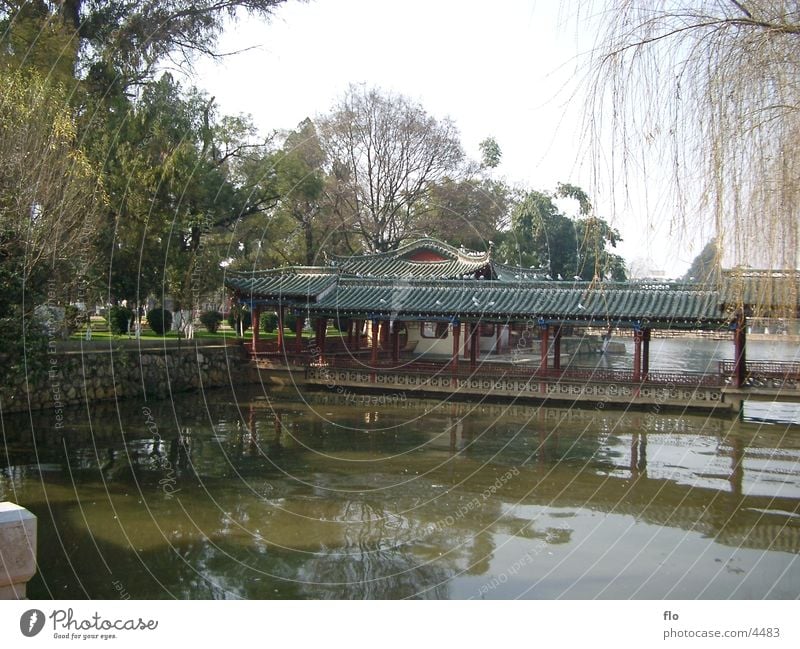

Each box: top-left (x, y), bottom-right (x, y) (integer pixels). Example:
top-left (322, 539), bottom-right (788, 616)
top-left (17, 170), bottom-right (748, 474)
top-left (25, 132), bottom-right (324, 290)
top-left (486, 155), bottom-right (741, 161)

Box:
top-left (418, 178), bottom-right (514, 251)
top-left (684, 239), bottom-right (719, 283)
top-left (260, 311), bottom-right (278, 333)
top-left (0, 69), bottom-right (103, 373)
top-left (228, 305), bottom-right (251, 334)
top-left (283, 312), bottom-right (298, 333)
top-left (0, 1), bottom-right (289, 89)
top-left (108, 306), bottom-right (133, 335)
top-left (273, 118), bottom-right (329, 265)
top-left (478, 137), bottom-right (502, 169)
top-left (63, 305), bottom-right (85, 336)
top-left (199, 310), bottom-right (223, 333)
top-left (1, 1), bottom-right (288, 313)
top-left (84, 73), bottom-right (279, 306)
top-left (147, 308), bottom-right (173, 335)
top-left (499, 184), bottom-right (626, 281)
top-left (0, 70), bottom-right (102, 298)
top-left (319, 84), bottom-right (464, 252)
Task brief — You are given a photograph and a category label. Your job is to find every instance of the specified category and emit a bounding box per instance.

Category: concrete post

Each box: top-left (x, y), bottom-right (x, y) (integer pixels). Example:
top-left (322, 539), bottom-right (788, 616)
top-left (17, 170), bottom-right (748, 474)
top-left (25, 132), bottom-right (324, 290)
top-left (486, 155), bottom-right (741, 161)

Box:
top-left (0, 502), bottom-right (37, 599)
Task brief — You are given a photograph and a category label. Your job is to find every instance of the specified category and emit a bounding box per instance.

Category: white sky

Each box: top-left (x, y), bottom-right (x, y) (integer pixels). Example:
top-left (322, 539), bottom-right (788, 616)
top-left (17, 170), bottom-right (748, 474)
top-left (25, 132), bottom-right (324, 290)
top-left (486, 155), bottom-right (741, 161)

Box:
top-left (193, 0), bottom-right (705, 277)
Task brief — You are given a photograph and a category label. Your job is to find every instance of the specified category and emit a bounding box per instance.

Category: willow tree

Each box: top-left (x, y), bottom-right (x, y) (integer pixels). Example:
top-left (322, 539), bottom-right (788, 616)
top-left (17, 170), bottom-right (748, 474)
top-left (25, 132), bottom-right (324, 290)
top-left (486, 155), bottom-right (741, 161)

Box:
top-left (586, 1), bottom-right (800, 281)
top-left (0, 70), bottom-right (102, 379)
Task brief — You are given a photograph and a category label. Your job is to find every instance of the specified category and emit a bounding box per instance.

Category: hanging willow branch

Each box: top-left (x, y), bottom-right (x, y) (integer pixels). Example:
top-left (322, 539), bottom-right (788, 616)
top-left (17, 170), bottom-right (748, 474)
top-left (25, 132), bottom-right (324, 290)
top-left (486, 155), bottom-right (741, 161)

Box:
top-left (584, 0), bottom-right (800, 312)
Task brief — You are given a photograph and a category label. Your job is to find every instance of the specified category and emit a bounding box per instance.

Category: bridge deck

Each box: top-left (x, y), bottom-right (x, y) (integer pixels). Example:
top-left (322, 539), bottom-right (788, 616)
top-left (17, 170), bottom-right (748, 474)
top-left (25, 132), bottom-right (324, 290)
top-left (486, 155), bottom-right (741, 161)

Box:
top-left (251, 349), bottom-right (800, 415)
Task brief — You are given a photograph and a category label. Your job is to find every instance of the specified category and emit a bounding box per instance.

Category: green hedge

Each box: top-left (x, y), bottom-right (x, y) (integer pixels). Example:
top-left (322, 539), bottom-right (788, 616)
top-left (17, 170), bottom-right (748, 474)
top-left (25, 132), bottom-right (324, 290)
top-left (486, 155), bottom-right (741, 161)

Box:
top-left (263, 311), bottom-right (281, 333)
top-left (199, 310), bottom-right (223, 333)
top-left (147, 308), bottom-right (172, 335)
top-left (107, 305), bottom-right (133, 335)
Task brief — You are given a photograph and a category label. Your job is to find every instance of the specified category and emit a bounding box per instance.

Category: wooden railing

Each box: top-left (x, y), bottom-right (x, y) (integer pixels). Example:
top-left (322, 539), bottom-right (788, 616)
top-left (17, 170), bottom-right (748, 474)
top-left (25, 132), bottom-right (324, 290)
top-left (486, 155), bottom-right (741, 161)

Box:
top-left (249, 340), bottom-right (723, 388)
top-left (322, 357), bottom-right (722, 387)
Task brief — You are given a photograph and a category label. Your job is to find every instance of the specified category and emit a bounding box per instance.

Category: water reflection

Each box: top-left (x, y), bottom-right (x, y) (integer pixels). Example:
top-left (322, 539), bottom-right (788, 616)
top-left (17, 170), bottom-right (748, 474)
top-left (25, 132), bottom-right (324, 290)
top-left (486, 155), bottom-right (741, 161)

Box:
top-left (571, 336), bottom-right (800, 373)
top-left (1, 385), bottom-right (798, 599)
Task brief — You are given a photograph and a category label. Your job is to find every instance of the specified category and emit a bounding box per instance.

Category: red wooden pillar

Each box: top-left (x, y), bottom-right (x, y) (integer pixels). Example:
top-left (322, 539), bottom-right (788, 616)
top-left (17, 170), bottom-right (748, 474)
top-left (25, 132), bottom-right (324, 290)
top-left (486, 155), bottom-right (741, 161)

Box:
top-left (370, 319), bottom-right (379, 382)
top-left (381, 320), bottom-right (390, 349)
top-left (494, 323), bottom-right (502, 355)
top-left (294, 315), bottom-right (305, 354)
top-left (452, 322), bottom-right (461, 377)
top-left (539, 324), bottom-right (549, 371)
top-left (553, 325), bottom-right (562, 370)
top-left (469, 322), bottom-right (479, 370)
top-left (642, 328), bottom-right (651, 380)
top-left (633, 329), bottom-right (643, 382)
top-left (251, 306), bottom-right (260, 354)
top-left (391, 322), bottom-right (401, 363)
top-left (734, 319), bottom-right (747, 388)
top-left (315, 317), bottom-right (327, 364)
top-left (354, 320), bottom-right (361, 351)
top-left (276, 306), bottom-right (284, 349)
top-left (346, 319), bottom-right (353, 345)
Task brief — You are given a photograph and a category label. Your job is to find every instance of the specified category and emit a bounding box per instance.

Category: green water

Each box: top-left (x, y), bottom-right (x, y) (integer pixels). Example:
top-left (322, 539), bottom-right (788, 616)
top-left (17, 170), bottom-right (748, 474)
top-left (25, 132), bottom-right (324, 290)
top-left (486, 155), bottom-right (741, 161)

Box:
top-left (2, 383), bottom-right (799, 599)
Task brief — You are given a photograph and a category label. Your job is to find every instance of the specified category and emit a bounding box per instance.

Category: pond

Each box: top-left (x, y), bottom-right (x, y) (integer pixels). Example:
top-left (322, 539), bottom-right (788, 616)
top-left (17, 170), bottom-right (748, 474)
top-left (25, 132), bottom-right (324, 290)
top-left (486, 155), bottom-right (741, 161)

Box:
top-left (2, 377), bottom-right (799, 599)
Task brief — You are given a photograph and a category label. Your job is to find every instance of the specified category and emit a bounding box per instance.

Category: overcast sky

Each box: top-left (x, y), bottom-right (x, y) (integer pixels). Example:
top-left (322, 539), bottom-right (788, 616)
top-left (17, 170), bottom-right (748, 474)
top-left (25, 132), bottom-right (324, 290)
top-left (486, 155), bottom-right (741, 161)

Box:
top-left (193, 0), bottom-right (708, 277)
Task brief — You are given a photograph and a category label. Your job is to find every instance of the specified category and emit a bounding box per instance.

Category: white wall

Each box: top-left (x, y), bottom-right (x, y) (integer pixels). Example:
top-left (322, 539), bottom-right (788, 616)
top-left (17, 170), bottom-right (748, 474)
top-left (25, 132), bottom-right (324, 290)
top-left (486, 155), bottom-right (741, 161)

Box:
top-left (405, 322), bottom-right (509, 357)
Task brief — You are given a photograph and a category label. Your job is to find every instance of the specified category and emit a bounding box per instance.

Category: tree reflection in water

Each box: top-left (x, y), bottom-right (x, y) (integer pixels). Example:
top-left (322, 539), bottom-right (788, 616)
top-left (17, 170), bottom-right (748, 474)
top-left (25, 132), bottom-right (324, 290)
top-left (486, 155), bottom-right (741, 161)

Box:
top-left (1, 385), bottom-right (798, 599)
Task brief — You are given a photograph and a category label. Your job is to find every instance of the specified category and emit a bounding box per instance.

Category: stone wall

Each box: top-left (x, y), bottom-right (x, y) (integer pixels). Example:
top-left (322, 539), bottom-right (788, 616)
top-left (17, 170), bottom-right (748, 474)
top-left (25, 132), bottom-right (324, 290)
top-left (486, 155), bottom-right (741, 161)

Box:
top-left (0, 340), bottom-right (256, 415)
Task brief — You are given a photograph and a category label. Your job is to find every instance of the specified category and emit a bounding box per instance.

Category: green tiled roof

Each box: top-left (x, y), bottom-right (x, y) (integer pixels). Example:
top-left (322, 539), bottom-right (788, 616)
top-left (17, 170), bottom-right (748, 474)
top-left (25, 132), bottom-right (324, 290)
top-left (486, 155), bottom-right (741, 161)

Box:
top-left (308, 279), bottom-right (727, 328)
top-left (330, 237), bottom-right (492, 279)
top-left (223, 239), bottom-right (798, 326)
top-left (225, 267), bottom-right (337, 303)
top-left (334, 255), bottom-right (490, 279)
top-left (492, 262), bottom-right (552, 282)
top-left (719, 271), bottom-right (800, 315)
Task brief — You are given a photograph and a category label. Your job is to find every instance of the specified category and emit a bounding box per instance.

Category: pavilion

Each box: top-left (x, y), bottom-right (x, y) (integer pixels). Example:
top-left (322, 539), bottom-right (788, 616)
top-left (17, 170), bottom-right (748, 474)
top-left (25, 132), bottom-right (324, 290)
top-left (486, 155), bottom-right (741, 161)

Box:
top-left (224, 238), bottom-right (799, 411)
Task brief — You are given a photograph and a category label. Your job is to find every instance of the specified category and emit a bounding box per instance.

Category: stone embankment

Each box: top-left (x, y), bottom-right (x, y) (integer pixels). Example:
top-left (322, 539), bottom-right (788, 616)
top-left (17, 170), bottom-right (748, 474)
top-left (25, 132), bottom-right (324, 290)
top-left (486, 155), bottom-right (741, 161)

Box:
top-left (1, 339), bottom-right (255, 414)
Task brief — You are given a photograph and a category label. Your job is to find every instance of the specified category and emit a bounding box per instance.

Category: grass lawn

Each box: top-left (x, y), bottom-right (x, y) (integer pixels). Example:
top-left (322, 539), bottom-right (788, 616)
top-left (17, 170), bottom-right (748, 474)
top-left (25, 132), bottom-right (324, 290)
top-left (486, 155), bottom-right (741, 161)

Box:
top-left (69, 318), bottom-right (346, 343)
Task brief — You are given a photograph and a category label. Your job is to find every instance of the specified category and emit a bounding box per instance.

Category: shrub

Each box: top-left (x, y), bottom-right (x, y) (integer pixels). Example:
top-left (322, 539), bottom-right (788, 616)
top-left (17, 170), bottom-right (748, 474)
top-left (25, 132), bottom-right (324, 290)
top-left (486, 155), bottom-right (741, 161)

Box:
top-left (107, 305), bottom-right (133, 335)
top-left (63, 305), bottom-right (84, 336)
top-left (284, 312), bottom-right (297, 333)
top-left (147, 308), bottom-right (173, 335)
top-left (259, 311), bottom-right (278, 333)
top-left (227, 308), bottom-right (251, 334)
top-left (199, 310), bottom-right (223, 333)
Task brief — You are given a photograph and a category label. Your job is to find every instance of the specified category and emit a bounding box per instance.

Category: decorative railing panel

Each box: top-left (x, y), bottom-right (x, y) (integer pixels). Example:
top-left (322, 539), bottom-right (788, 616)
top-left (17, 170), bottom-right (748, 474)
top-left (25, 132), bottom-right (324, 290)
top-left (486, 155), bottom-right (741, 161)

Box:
top-left (719, 360), bottom-right (800, 388)
top-left (307, 366), bottom-right (726, 407)
top-left (322, 357), bottom-right (722, 387)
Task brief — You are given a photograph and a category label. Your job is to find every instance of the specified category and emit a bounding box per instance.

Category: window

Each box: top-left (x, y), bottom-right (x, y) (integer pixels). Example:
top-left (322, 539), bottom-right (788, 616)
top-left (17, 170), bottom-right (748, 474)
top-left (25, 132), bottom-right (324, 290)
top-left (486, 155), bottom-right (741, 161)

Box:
top-left (421, 321), bottom-right (449, 339)
top-left (480, 323), bottom-right (495, 337)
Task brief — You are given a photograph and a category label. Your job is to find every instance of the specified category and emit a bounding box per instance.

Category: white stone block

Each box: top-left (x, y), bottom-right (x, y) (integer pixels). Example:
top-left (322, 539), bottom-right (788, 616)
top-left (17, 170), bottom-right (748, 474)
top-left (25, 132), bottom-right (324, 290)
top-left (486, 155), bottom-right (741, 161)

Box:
top-left (0, 502), bottom-right (37, 599)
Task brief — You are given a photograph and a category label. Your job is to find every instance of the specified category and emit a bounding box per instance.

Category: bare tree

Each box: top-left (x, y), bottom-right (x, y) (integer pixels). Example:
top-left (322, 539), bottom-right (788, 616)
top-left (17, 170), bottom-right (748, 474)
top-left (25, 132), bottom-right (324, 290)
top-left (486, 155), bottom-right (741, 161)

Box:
top-left (318, 84), bottom-right (464, 252)
top-left (585, 1), bottom-right (800, 275)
